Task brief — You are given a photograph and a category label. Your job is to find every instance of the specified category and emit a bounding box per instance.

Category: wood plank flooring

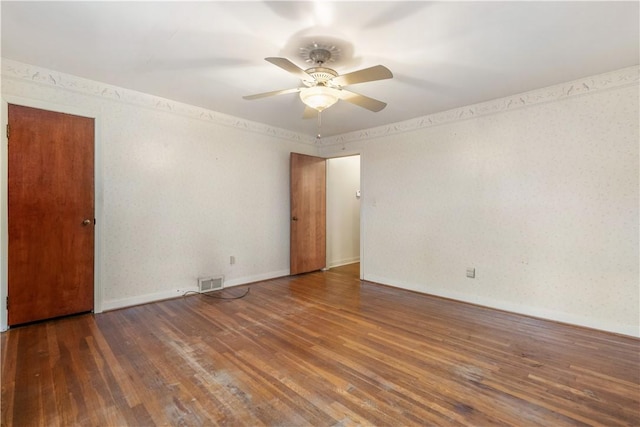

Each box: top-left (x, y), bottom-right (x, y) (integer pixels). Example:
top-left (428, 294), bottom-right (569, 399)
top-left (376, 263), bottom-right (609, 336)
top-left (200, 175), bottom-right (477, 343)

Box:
top-left (2, 263), bottom-right (639, 426)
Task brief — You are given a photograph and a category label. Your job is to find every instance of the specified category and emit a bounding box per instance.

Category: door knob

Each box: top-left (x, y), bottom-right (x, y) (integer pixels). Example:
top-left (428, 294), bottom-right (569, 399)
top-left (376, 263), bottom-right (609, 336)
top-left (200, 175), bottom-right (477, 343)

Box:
top-left (82, 219), bottom-right (92, 226)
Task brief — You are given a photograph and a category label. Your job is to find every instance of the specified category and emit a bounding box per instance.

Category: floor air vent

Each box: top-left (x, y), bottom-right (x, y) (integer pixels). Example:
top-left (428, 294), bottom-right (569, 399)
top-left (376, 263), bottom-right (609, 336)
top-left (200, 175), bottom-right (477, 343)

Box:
top-left (198, 276), bottom-right (224, 293)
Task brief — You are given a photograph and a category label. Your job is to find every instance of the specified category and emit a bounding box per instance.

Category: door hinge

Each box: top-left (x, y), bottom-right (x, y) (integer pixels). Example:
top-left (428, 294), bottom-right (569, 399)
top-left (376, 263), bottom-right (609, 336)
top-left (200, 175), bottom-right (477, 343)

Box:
top-left (6, 296), bottom-right (8, 309)
top-left (6, 124), bottom-right (9, 140)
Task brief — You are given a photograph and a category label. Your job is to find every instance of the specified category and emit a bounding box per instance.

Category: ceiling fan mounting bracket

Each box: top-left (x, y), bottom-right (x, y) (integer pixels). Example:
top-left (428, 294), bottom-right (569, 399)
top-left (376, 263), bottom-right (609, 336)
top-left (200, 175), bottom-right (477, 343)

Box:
top-left (309, 48), bottom-right (331, 65)
top-left (299, 43), bottom-right (341, 66)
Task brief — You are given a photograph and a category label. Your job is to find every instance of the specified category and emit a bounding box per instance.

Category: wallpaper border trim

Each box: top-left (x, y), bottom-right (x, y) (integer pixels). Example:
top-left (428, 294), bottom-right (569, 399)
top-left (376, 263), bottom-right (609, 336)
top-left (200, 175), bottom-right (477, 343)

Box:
top-left (320, 65), bottom-right (640, 145)
top-left (1, 59), bottom-right (317, 145)
top-left (2, 59), bottom-right (638, 146)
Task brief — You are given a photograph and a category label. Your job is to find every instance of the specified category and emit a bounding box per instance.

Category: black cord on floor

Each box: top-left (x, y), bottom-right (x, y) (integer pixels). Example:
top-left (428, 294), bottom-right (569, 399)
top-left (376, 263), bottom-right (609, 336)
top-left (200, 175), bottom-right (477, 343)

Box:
top-left (182, 288), bottom-right (250, 300)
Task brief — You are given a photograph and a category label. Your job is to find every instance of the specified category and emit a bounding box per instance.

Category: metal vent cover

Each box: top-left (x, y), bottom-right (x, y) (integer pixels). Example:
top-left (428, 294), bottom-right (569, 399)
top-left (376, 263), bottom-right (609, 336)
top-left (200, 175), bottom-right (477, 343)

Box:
top-left (198, 276), bottom-right (224, 293)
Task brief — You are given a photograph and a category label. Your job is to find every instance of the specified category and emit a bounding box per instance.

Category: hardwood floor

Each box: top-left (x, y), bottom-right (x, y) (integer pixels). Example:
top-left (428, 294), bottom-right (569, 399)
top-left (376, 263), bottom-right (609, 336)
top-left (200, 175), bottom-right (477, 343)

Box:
top-left (2, 263), bottom-right (639, 426)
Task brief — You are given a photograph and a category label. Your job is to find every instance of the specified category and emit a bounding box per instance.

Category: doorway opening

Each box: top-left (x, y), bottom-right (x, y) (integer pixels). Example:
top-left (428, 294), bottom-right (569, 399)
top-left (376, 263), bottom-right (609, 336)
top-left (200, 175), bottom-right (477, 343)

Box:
top-left (326, 155), bottom-right (361, 278)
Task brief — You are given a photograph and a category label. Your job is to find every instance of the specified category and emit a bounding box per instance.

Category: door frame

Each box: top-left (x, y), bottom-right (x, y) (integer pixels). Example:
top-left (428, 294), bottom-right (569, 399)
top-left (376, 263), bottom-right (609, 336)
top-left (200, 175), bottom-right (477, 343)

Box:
top-left (323, 149), bottom-right (365, 281)
top-left (1, 96), bottom-right (104, 331)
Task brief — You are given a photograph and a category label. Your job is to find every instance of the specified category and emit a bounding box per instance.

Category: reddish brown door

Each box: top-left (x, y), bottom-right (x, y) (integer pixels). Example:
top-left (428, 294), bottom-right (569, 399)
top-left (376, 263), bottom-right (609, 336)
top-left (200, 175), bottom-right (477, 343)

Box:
top-left (290, 153), bottom-right (326, 275)
top-left (8, 104), bottom-right (94, 325)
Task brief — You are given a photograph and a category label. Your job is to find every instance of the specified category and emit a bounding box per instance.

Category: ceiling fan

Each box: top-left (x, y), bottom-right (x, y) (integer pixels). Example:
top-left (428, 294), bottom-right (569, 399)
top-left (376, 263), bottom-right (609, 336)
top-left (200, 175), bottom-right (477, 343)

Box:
top-left (243, 47), bottom-right (393, 117)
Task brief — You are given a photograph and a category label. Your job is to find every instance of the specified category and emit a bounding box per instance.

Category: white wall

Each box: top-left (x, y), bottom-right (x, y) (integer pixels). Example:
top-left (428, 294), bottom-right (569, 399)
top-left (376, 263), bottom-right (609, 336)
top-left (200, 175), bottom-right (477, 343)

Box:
top-left (326, 155), bottom-right (360, 267)
top-left (2, 60), bottom-right (638, 337)
top-left (0, 60), bottom-right (317, 326)
top-left (321, 67), bottom-right (639, 337)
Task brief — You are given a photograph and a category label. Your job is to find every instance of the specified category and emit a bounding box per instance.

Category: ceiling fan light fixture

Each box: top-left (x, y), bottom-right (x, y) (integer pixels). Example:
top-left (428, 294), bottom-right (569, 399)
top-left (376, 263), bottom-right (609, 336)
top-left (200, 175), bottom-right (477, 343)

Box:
top-left (299, 86), bottom-right (340, 111)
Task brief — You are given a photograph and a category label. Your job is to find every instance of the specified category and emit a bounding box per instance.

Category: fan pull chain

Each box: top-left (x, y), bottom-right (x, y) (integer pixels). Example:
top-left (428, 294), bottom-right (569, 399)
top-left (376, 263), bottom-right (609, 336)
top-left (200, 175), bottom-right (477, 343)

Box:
top-left (316, 111), bottom-right (322, 142)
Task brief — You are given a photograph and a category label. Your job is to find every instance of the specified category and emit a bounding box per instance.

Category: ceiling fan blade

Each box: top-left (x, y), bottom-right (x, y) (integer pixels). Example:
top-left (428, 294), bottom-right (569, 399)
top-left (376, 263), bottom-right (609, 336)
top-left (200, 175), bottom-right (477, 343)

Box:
top-left (337, 89), bottom-right (387, 112)
top-left (243, 87), bottom-right (301, 100)
top-left (265, 57), bottom-right (312, 81)
top-left (302, 106), bottom-right (318, 119)
top-left (331, 65), bottom-right (393, 87)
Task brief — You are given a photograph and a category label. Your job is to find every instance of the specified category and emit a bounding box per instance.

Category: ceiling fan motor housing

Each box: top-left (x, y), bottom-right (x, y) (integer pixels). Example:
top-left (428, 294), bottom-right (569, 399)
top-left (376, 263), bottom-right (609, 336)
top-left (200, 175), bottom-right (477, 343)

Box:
top-left (303, 67), bottom-right (338, 86)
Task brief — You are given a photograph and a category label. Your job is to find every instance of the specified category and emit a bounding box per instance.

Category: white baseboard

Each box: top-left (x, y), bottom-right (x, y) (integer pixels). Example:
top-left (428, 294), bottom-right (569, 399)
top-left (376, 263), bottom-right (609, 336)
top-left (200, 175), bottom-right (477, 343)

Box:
top-left (224, 269), bottom-right (289, 288)
top-left (102, 269), bottom-right (290, 312)
top-left (365, 274), bottom-right (639, 338)
top-left (101, 287), bottom-right (197, 311)
top-left (328, 257), bottom-right (360, 268)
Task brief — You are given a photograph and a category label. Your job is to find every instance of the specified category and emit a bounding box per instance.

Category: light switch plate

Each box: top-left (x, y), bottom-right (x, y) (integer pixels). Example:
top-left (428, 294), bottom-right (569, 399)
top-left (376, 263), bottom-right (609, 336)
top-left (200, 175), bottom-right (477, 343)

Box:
top-left (466, 268), bottom-right (475, 278)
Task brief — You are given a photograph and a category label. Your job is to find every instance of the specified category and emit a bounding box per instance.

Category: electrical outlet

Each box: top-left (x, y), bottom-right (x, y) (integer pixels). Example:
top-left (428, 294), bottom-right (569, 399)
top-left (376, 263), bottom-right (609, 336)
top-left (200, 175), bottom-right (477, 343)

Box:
top-left (466, 268), bottom-right (475, 278)
top-left (230, 256), bottom-right (236, 265)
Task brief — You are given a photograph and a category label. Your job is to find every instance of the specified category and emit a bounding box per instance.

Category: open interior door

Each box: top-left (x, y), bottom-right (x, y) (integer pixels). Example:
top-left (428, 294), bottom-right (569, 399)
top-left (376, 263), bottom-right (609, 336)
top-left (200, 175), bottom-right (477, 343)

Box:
top-left (290, 153), bottom-right (326, 275)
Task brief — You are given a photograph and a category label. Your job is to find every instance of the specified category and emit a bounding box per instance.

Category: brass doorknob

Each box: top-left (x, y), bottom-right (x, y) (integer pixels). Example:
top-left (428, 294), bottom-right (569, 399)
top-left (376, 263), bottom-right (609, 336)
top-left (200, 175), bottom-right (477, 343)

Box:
top-left (82, 219), bottom-right (92, 226)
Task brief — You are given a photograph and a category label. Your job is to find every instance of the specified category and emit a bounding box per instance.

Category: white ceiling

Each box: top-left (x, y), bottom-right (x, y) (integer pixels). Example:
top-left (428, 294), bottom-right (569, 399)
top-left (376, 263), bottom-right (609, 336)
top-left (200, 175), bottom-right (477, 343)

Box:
top-left (2, 1), bottom-right (638, 137)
